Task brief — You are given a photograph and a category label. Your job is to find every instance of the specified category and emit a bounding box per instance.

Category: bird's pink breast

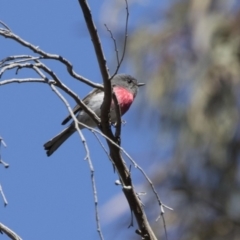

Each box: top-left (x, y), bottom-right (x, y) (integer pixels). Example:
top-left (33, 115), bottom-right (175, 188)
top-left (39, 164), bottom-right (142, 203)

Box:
top-left (113, 87), bottom-right (134, 115)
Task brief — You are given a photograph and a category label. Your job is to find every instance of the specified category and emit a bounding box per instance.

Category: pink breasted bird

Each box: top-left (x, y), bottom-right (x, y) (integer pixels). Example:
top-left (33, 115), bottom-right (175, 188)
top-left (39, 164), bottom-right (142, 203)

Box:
top-left (44, 74), bottom-right (145, 156)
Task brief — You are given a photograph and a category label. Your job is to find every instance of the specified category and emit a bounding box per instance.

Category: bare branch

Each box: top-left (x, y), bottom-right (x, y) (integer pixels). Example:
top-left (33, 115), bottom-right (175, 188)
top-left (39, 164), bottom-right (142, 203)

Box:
top-left (0, 159), bottom-right (9, 168)
top-left (0, 222), bottom-right (22, 240)
top-left (0, 78), bottom-right (46, 86)
top-left (0, 21), bottom-right (11, 31)
top-left (120, 0), bottom-right (129, 68)
top-left (92, 131), bottom-right (115, 171)
top-left (0, 28), bottom-right (103, 89)
top-left (78, 0), bottom-right (111, 134)
top-left (0, 55), bottom-right (42, 67)
top-left (0, 184), bottom-right (8, 206)
top-left (105, 0), bottom-right (129, 78)
top-left (0, 136), bottom-right (7, 148)
top-left (0, 137), bottom-right (9, 168)
top-left (76, 4), bottom-right (159, 236)
top-left (104, 24), bottom-right (120, 64)
top-left (78, 2), bottom-right (158, 238)
top-left (0, 138), bottom-right (8, 209)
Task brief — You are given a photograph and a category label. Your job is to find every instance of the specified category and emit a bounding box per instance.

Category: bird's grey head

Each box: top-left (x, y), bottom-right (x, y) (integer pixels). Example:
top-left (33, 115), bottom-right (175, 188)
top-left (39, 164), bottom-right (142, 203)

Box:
top-left (111, 74), bottom-right (145, 97)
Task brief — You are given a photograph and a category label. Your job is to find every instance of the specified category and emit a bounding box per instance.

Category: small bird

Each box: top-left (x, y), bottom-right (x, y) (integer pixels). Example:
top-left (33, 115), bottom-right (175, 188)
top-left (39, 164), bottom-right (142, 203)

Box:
top-left (44, 74), bottom-right (145, 156)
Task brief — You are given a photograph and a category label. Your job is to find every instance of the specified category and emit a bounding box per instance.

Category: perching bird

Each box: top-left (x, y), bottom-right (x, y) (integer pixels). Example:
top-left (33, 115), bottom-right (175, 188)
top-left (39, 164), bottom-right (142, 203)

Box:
top-left (44, 74), bottom-right (145, 156)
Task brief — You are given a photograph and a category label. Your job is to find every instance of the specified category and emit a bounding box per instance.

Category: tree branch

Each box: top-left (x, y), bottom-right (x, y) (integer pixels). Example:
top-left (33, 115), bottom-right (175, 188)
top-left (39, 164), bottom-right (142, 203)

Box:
top-left (0, 26), bottom-right (103, 90)
top-left (78, 0), bottom-right (112, 134)
top-left (78, 1), bottom-right (158, 239)
top-left (0, 222), bottom-right (22, 240)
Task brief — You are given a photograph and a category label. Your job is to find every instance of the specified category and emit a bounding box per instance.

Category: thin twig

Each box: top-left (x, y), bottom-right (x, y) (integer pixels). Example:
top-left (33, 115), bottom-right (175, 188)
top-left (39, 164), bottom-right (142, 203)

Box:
top-left (105, 0), bottom-right (129, 78)
top-left (0, 136), bottom-right (7, 147)
top-left (120, 0), bottom-right (129, 68)
top-left (0, 184), bottom-right (8, 206)
top-left (104, 24), bottom-right (120, 64)
top-left (0, 55), bottom-right (42, 67)
top-left (0, 159), bottom-right (9, 168)
top-left (0, 78), bottom-right (46, 86)
top-left (0, 21), bottom-right (11, 31)
top-left (0, 137), bottom-right (9, 168)
top-left (0, 138), bottom-right (8, 207)
top-left (92, 131), bottom-right (115, 169)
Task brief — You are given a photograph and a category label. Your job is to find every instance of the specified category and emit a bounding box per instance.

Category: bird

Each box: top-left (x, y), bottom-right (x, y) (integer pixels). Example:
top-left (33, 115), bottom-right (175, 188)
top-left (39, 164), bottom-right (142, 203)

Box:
top-left (44, 74), bottom-right (145, 156)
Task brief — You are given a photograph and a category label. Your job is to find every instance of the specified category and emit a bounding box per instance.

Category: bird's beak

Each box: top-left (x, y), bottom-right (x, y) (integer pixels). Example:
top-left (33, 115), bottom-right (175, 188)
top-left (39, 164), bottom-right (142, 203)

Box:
top-left (137, 82), bottom-right (145, 87)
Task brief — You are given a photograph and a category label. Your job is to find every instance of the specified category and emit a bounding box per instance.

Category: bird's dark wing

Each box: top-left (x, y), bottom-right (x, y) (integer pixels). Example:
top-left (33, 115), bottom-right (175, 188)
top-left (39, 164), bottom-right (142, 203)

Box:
top-left (61, 88), bottom-right (102, 125)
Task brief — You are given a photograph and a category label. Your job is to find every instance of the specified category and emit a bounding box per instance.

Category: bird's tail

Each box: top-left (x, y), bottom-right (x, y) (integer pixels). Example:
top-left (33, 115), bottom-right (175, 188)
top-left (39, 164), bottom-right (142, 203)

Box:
top-left (44, 126), bottom-right (75, 156)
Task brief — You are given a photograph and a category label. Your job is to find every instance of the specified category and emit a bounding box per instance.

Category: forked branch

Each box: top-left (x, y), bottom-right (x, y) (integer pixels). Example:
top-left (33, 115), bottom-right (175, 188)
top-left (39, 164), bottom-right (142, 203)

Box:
top-left (78, 1), bottom-right (158, 239)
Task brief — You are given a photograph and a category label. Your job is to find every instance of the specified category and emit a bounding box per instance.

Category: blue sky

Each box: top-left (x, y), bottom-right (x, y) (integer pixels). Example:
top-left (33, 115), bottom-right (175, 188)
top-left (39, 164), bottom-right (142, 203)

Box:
top-left (0, 1), bottom-right (167, 239)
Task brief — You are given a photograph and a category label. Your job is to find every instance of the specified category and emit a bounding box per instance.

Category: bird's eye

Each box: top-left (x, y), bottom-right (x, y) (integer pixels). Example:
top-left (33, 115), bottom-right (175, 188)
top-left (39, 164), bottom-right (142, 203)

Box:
top-left (127, 79), bottom-right (132, 83)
